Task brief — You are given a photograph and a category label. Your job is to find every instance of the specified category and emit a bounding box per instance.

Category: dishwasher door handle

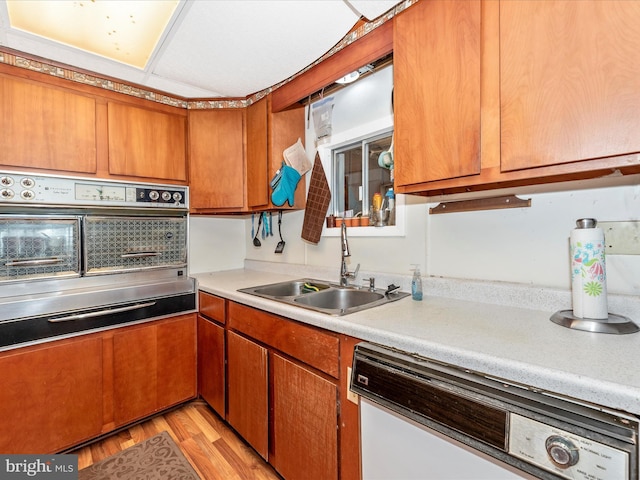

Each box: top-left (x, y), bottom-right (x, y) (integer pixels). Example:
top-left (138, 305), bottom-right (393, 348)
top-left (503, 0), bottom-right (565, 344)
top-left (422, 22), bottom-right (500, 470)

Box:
top-left (48, 301), bottom-right (157, 323)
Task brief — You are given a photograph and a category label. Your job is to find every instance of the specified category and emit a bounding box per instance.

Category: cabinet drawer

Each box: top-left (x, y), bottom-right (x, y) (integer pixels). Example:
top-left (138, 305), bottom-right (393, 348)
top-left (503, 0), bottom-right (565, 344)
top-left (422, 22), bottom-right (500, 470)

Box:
top-left (199, 291), bottom-right (226, 324)
top-left (228, 302), bottom-right (339, 378)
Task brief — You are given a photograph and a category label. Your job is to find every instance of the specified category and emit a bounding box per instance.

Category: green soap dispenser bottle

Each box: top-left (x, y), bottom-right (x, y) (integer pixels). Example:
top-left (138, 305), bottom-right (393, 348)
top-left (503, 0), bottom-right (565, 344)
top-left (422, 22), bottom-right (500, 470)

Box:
top-left (411, 265), bottom-right (423, 301)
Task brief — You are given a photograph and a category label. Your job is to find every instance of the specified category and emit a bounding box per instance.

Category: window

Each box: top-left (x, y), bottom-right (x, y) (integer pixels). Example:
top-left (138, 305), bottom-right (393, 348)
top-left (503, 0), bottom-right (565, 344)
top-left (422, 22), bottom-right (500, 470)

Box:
top-left (331, 129), bottom-right (394, 224)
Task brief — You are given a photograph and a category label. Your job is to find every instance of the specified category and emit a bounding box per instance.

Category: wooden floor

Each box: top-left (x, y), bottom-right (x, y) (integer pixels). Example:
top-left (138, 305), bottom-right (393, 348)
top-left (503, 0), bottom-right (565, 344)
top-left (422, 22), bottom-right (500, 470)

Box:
top-left (72, 400), bottom-right (281, 480)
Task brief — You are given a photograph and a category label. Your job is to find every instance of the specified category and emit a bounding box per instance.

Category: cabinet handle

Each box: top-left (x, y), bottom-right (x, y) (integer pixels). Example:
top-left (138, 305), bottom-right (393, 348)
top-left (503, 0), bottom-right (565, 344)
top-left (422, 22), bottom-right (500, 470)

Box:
top-left (48, 301), bottom-right (157, 323)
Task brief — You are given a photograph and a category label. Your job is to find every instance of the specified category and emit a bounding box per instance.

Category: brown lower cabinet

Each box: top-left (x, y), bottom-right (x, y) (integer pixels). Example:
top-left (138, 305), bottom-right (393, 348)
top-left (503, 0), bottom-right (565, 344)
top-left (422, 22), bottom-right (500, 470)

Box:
top-left (0, 335), bottom-right (104, 453)
top-left (271, 352), bottom-right (338, 480)
top-left (198, 315), bottom-right (225, 416)
top-left (112, 314), bottom-right (197, 427)
top-left (227, 330), bottom-right (269, 459)
top-left (0, 313), bottom-right (197, 454)
top-left (198, 295), bottom-right (360, 480)
top-left (197, 291), bottom-right (226, 417)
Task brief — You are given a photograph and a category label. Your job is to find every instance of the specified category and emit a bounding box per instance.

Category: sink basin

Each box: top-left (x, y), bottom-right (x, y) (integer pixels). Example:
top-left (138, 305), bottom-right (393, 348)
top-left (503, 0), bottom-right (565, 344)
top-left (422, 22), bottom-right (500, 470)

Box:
top-left (238, 278), bottom-right (409, 316)
top-left (252, 280), bottom-right (330, 297)
top-left (294, 288), bottom-right (384, 310)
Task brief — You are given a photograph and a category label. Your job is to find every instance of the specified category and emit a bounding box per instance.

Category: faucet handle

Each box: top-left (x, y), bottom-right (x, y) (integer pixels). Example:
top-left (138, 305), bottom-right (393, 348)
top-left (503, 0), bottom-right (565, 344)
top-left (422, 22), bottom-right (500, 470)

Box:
top-left (363, 277), bottom-right (375, 291)
top-left (352, 263), bottom-right (360, 278)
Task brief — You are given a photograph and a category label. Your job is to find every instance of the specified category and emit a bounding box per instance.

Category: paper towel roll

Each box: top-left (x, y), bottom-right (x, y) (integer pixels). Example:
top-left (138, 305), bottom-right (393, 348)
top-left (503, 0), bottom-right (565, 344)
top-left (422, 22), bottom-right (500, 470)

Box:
top-left (570, 222), bottom-right (608, 319)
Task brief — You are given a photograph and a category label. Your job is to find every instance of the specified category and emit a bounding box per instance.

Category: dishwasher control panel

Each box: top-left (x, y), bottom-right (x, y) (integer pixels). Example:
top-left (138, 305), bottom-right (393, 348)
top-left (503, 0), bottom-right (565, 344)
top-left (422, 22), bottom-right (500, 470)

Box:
top-left (509, 413), bottom-right (629, 480)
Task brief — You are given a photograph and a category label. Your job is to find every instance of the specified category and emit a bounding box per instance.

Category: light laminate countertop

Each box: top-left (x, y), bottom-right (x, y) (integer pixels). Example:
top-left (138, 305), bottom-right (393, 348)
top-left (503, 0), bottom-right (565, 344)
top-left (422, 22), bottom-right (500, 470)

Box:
top-left (192, 267), bottom-right (640, 416)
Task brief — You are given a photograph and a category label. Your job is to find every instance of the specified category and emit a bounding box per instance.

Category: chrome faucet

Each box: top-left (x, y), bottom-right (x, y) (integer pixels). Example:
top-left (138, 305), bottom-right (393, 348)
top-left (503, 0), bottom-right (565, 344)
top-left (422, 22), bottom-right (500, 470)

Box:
top-left (340, 222), bottom-right (359, 287)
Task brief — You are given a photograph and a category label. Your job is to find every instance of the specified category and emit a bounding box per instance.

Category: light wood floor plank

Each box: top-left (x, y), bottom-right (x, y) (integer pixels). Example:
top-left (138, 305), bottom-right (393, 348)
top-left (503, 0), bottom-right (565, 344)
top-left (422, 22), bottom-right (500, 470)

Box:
top-left (76, 447), bottom-right (93, 470)
top-left (180, 436), bottom-right (228, 480)
top-left (164, 408), bottom-right (195, 442)
top-left (184, 404), bottom-right (222, 444)
top-left (128, 423), bottom-right (148, 444)
top-left (213, 434), bottom-right (273, 480)
top-left (193, 402), bottom-right (268, 466)
top-left (151, 415), bottom-right (181, 444)
top-left (191, 432), bottom-right (243, 480)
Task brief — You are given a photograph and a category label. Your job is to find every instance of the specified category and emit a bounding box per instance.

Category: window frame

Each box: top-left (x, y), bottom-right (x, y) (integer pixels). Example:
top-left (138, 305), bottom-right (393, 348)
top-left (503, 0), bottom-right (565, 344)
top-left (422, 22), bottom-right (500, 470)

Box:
top-left (317, 126), bottom-right (405, 238)
top-left (330, 130), bottom-right (393, 219)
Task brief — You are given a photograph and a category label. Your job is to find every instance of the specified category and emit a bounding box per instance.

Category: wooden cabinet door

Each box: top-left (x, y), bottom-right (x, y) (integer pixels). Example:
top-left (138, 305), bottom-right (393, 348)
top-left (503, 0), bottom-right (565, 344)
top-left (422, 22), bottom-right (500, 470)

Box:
top-left (227, 330), bottom-right (269, 459)
top-left (271, 353), bottom-right (338, 480)
top-left (189, 109), bottom-right (245, 211)
top-left (246, 97), bottom-right (269, 209)
top-left (500, 1), bottom-right (640, 172)
top-left (113, 314), bottom-right (196, 426)
top-left (393, 0), bottom-right (481, 186)
top-left (157, 315), bottom-right (197, 408)
top-left (0, 336), bottom-right (103, 453)
top-left (107, 102), bottom-right (187, 182)
top-left (113, 323), bottom-right (157, 426)
top-left (198, 315), bottom-right (225, 416)
top-left (0, 75), bottom-right (97, 174)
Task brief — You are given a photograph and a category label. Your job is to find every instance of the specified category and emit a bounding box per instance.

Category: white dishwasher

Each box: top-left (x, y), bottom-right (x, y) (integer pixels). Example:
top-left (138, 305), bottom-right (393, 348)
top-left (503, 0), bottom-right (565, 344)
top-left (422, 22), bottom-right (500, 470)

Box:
top-left (360, 398), bottom-right (530, 479)
top-left (351, 343), bottom-right (638, 480)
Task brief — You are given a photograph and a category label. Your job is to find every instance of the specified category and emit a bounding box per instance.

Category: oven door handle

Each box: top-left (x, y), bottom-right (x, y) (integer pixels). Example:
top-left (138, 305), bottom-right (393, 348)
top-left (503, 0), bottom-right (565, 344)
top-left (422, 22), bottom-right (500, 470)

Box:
top-left (47, 301), bottom-right (157, 323)
top-left (5, 257), bottom-right (64, 267)
top-left (120, 252), bottom-right (162, 258)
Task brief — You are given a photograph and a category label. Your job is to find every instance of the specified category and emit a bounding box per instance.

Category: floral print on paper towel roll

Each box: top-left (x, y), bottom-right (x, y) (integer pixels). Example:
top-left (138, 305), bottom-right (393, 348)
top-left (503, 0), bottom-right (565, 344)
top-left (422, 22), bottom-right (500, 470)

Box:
top-left (572, 239), bottom-right (606, 297)
top-left (570, 223), bottom-right (608, 319)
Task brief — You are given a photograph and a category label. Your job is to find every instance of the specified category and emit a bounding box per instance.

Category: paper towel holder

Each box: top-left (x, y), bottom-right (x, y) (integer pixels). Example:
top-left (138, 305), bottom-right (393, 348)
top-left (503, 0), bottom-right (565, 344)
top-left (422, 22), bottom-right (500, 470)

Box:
top-left (550, 310), bottom-right (639, 334)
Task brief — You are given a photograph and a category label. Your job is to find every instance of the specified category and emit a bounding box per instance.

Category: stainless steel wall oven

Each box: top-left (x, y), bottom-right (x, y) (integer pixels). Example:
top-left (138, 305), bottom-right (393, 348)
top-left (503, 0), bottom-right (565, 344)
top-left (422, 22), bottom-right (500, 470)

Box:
top-left (0, 171), bottom-right (196, 351)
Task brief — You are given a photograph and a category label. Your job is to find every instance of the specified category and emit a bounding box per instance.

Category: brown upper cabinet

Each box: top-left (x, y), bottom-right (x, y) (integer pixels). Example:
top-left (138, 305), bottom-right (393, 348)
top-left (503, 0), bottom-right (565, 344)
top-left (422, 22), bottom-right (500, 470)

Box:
top-left (393, 0), bottom-right (481, 187)
top-left (188, 107), bottom-right (245, 211)
top-left (107, 101), bottom-right (187, 182)
top-left (0, 74), bottom-right (98, 175)
top-left (500, 0), bottom-right (640, 172)
top-left (0, 64), bottom-right (188, 185)
top-left (189, 95), bottom-right (305, 213)
top-left (393, 0), bottom-right (640, 196)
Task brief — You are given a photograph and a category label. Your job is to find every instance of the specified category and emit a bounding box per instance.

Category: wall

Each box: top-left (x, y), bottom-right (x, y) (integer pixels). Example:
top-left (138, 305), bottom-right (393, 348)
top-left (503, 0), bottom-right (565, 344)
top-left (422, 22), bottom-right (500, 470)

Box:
top-left (190, 65), bottom-right (640, 297)
top-left (427, 179), bottom-right (640, 295)
top-left (188, 216), bottom-right (246, 274)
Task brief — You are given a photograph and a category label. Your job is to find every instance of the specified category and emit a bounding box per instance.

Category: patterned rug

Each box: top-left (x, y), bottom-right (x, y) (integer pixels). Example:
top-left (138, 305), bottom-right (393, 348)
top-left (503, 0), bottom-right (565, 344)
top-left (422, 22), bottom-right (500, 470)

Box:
top-left (79, 431), bottom-right (200, 480)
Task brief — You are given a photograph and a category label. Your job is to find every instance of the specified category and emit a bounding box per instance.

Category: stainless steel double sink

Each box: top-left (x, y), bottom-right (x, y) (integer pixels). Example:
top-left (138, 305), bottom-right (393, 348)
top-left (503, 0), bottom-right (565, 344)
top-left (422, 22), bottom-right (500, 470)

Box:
top-left (238, 278), bottom-right (409, 316)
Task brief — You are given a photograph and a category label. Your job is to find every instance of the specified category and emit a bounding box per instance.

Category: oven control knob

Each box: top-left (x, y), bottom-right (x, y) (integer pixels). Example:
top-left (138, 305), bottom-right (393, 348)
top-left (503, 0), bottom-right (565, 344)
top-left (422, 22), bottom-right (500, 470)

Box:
top-left (545, 435), bottom-right (579, 469)
top-left (1, 176), bottom-right (14, 187)
top-left (161, 191), bottom-right (172, 201)
top-left (20, 190), bottom-right (35, 200)
top-left (149, 190), bottom-right (160, 201)
top-left (20, 177), bottom-right (35, 188)
top-left (1, 188), bottom-right (15, 199)
top-left (172, 192), bottom-right (182, 203)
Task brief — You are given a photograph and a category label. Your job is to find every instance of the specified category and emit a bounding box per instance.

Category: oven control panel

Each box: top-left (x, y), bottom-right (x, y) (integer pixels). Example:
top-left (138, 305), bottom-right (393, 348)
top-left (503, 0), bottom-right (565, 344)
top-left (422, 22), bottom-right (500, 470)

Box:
top-left (0, 172), bottom-right (187, 209)
top-left (509, 413), bottom-right (629, 479)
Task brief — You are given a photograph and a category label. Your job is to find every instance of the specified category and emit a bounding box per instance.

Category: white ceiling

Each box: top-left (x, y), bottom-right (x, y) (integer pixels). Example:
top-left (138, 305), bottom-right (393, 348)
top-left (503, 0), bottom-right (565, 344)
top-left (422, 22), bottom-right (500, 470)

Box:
top-left (0, 0), bottom-right (400, 99)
